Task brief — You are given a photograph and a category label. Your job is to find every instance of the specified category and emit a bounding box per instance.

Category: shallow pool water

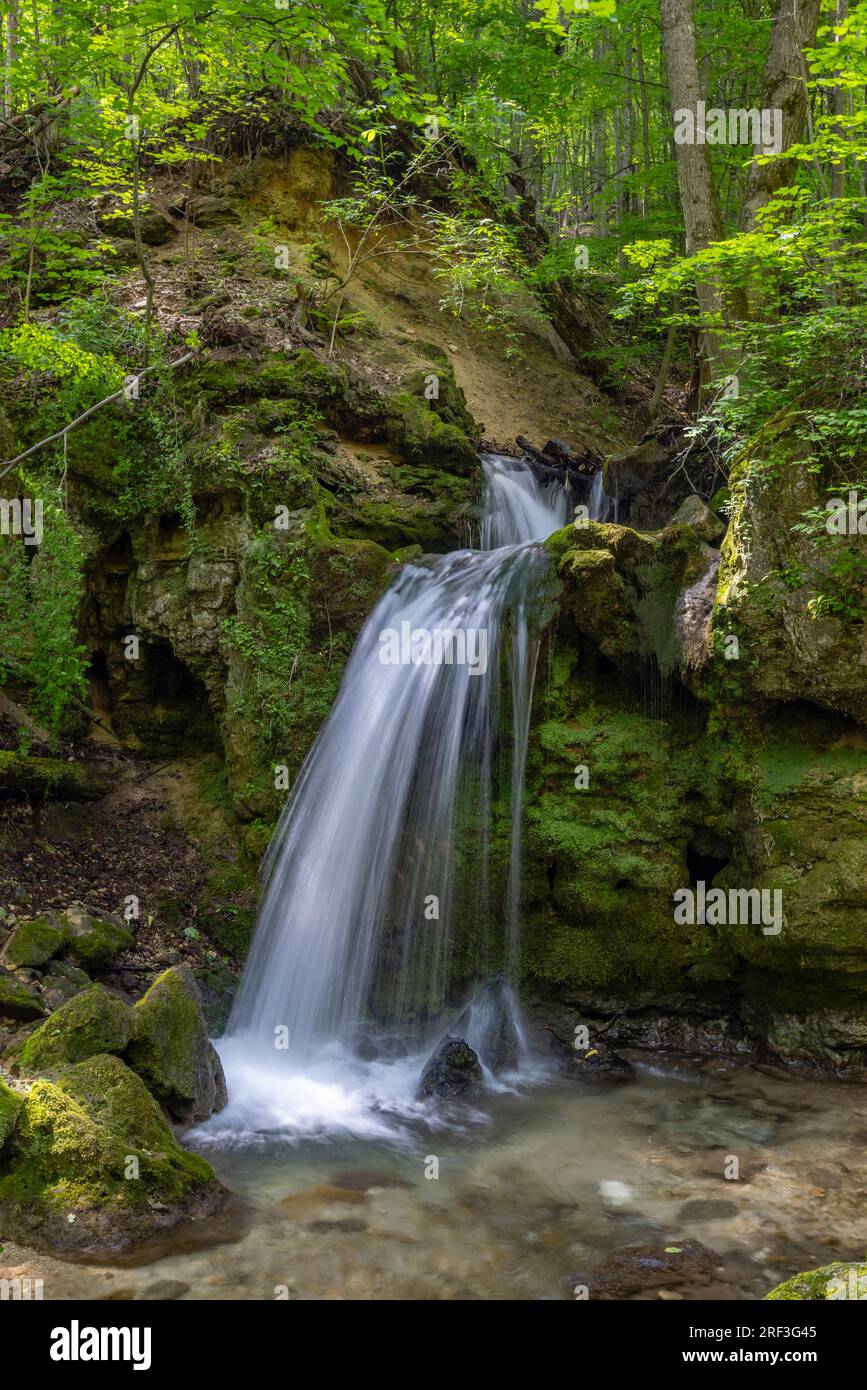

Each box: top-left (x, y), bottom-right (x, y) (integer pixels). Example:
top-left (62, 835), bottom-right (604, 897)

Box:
top-left (18, 1051), bottom-right (867, 1301)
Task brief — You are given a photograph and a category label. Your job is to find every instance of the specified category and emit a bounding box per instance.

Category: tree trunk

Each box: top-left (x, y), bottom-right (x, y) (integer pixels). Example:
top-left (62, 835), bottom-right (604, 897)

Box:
top-left (659, 0), bottom-right (726, 382)
top-left (741, 0), bottom-right (822, 229)
top-left (3, 0), bottom-right (18, 119)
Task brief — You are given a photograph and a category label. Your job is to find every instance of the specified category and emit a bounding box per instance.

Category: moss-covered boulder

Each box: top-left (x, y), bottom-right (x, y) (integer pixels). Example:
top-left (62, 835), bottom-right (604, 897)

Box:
top-left (0, 966), bottom-right (47, 1021)
top-left (766, 1262), bottom-right (867, 1300)
top-left (0, 1077), bottom-right (23, 1149)
top-left (1, 914), bottom-right (66, 969)
top-left (0, 1053), bottom-right (227, 1255)
top-left (19, 987), bottom-right (136, 1071)
top-left (127, 965), bottom-right (227, 1124)
top-left (61, 902), bottom-right (134, 971)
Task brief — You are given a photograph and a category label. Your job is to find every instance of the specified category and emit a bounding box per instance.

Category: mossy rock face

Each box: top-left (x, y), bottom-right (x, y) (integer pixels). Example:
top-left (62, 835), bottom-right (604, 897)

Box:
top-left (127, 965), bottom-right (227, 1125)
top-left (0, 1078), bottom-right (23, 1149)
top-left (62, 902), bottom-right (134, 971)
top-left (19, 987), bottom-right (136, 1071)
top-left (1, 914), bottom-right (67, 969)
top-left (710, 433), bottom-right (867, 724)
top-left (0, 1054), bottom-right (227, 1256)
top-left (0, 967), bottom-right (47, 1022)
top-left (766, 1262), bottom-right (867, 1300)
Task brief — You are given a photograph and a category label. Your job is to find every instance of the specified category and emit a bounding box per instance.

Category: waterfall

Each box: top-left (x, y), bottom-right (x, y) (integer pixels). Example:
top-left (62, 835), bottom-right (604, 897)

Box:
top-left (210, 454), bottom-right (602, 1139)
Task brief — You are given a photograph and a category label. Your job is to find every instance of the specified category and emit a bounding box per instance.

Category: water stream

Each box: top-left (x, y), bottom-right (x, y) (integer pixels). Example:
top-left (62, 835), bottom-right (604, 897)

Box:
top-left (214, 453), bottom-right (579, 1139)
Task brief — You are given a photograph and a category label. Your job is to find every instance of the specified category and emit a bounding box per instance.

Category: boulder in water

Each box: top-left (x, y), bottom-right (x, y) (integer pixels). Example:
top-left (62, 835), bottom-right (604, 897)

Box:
top-left (568, 1239), bottom-right (717, 1299)
top-left (0, 1053), bottom-right (226, 1256)
top-left (550, 1026), bottom-right (634, 1083)
top-left (454, 976), bottom-right (521, 1072)
top-left (416, 1036), bottom-right (483, 1101)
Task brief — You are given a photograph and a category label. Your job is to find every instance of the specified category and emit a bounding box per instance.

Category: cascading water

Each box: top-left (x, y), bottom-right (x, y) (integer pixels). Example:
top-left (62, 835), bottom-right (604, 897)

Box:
top-left (208, 455), bottom-right (602, 1141)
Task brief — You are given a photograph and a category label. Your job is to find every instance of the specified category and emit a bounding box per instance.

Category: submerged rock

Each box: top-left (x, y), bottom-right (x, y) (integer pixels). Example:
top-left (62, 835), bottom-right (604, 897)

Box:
top-left (0, 1053), bottom-right (227, 1256)
top-left (126, 965), bottom-right (227, 1125)
top-left (766, 1261), bottom-right (867, 1300)
top-left (569, 1239), bottom-right (717, 1299)
top-left (416, 1036), bottom-right (483, 1101)
top-left (20, 986), bottom-right (136, 1071)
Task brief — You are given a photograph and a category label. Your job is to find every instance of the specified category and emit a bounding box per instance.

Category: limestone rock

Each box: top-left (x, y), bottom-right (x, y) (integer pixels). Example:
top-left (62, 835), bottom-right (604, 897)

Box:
top-left (126, 965), bottom-right (227, 1124)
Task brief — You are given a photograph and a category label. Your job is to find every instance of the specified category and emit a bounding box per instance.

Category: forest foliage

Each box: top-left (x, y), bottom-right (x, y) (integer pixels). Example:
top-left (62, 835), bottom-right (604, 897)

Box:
top-left (0, 0), bottom-right (865, 727)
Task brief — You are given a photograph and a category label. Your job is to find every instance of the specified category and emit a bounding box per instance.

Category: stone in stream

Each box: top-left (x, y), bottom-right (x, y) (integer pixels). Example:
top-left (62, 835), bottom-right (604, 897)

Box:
top-left (416, 1036), bottom-right (483, 1101)
top-left (568, 1239), bottom-right (718, 1299)
top-left (453, 976), bottom-right (521, 1072)
top-left (549, 1025), bottom-right (634, 1083)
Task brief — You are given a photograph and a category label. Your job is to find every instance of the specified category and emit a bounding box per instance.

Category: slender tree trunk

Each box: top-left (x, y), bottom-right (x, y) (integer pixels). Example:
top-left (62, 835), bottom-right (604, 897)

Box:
top-left (659, 0), bottom-right (726, 383)
top-left (830, 0), bottom-right (849, 199)
top-left (4, 0), bottom-right (18, 119)
top-left (741, 0), bottom-right (822, 229)
top-left (635, 24), bottom-right (652, 218)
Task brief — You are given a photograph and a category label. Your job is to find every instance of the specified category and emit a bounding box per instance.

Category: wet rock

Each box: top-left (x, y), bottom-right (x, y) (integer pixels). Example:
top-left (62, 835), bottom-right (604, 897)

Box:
top-left (569, 1239), bottom-right (718, 1299)
top-left (677, 1198), bottom-right (739, 1223)
top-left (416, 1036), bottom-right (482, 1100)
top-left (0, 1054), bottom-right (227, 1256)
top-left (20, 986), bottom-right (136, 1071)
top-left (353, 1033), bottom-right (380, 1061)
top-left (136, 1279), bottom-right (191, 1300)
top-left (126, 965), bottom-right (227, 1125)
top-left (378, 1036), bottom-right (409, 1060)
top-left (454, 976), bottom-right (521, 1072)
top-left (549, 1025), bottom-right (634, 1083)
top-left (278, 1184), bottom-right (367, 1218)
top-left (0, 967), bottom-right (47, 1022)
top-left (307, 1218), bottom-right (368, 1234)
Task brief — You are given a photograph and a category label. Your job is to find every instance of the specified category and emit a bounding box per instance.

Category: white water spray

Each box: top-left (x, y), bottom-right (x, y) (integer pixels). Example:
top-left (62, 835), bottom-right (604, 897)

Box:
top-left (208, 455), bottom-right (603, 1141)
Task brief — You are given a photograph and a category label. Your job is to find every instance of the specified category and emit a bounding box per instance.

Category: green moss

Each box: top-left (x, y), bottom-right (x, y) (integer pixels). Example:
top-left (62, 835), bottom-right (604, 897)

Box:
top-left (1, 914), bottom-right (66, 968)
top-left (126, 965), bottom-right (225, 1121)
top-left (0, 1054), bottom-right (220, 1250)
top-left (0, 968), bottom-right (47, 1021)
top-left (20, 986), bottom-right (136, 1071)
top-left (766, 1262), bottom-right (867, 1300)
top-left (63, 904), bottom-right (134, 970)
top-left (0, 1078), bottom-right (23, 1149)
